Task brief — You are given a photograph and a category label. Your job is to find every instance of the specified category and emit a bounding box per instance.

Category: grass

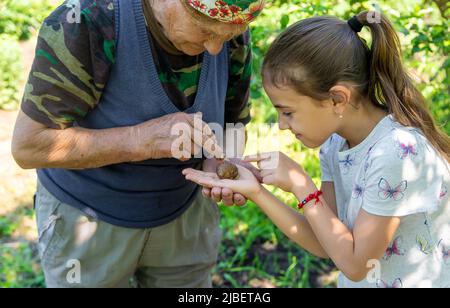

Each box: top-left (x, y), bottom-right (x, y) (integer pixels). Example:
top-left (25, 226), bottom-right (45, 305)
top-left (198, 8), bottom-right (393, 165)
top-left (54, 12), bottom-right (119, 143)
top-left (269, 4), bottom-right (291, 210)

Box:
top-left (213, 200), bottom-right (337, 288)
top-left (0, 242), bottom-right (45, 288)
top-left (0, 206), bottom-right (45, 288)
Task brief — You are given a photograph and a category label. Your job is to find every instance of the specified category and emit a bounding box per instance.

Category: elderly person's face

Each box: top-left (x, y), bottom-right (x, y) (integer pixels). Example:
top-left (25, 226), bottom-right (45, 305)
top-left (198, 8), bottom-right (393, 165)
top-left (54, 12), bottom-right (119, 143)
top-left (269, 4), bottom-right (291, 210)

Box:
top-left (152, 0), bottom-right (248, 56)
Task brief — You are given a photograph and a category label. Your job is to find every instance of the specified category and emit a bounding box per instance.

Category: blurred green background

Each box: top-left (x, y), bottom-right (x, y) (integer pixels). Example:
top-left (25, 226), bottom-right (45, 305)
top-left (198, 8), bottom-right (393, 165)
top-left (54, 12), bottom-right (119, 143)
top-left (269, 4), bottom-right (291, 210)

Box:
top-left (0, 0), bottom-right (448, 288)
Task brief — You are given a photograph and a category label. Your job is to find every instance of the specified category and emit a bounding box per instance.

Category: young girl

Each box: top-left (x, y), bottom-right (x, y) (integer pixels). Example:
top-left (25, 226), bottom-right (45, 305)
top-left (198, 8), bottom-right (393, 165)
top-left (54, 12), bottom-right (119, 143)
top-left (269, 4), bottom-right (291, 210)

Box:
top-left (183, 11), bottom-right (450, 288)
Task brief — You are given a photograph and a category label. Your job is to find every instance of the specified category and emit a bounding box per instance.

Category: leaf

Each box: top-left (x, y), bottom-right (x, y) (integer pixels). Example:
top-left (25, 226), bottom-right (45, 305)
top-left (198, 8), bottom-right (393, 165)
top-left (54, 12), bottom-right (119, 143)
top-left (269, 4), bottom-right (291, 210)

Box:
top-left (280, 14), bottom-right (290, 29)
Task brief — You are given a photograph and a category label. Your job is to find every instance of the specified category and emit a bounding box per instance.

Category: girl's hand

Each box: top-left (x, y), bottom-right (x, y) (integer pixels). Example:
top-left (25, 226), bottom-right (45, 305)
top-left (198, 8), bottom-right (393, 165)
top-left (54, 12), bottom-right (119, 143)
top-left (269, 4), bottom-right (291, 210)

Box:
top-left (182, 163), bottom-right (262, 200)
top-left (244, 152), bottom-right (316, 195)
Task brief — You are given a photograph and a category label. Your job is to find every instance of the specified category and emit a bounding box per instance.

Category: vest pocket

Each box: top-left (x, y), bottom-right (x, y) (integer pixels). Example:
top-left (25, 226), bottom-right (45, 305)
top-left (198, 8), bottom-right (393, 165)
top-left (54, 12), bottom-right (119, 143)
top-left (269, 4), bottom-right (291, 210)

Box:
top-left (35, 181), bottom-right (63, 263)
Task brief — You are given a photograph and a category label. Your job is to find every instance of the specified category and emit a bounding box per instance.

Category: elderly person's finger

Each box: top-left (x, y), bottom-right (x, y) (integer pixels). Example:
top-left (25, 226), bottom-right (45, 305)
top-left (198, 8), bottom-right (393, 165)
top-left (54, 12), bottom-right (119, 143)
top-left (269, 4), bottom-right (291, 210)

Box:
top-left (182, 168), bottom-right (221, 187)
top-left (211, 186), bottom-right (223, 203)
top-left (221, 187), bottom-right (234, 206)
top-left (233, 193), bottom-right (247, 206)
top-left (187, 113), bottom-right (224, 158)
top-left (202, 187), bottom-right (211, 199)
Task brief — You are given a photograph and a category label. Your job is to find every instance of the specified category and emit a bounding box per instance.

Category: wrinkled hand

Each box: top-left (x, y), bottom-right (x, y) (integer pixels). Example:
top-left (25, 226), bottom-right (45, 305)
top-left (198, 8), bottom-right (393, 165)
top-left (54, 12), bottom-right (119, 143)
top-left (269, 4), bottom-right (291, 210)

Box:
top-left (184, 158), bottom-right (263, 204)
top-left (132, 112), bottom-right (222, 162)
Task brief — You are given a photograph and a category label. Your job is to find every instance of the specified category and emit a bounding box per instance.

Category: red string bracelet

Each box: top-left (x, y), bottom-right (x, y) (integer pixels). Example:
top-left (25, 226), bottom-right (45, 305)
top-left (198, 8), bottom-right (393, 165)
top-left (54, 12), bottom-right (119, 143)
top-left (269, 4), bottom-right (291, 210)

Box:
top-left (297, 190), bottom-right (323, 210)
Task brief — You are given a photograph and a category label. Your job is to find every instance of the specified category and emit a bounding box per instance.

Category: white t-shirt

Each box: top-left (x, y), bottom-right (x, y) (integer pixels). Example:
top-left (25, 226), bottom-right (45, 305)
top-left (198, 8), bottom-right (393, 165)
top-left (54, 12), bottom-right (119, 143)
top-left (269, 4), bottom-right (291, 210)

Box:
top-left (319, 115), bottom-right (450, 288)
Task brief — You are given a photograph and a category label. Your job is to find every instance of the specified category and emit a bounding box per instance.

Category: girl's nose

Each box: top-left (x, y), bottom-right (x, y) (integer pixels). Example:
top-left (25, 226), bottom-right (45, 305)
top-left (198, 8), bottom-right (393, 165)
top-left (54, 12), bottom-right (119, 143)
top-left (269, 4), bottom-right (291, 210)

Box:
top-left (204, 39), bottom-right (224, 55)
top-left (278, 117), bottom-right (289, 131)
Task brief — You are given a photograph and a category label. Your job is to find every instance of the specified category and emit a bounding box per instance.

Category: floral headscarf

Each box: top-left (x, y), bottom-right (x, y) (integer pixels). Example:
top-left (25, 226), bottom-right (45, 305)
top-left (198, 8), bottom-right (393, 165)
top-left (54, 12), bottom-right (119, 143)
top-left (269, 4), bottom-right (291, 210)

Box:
top-left (185, 0), bottom-right (265, 24)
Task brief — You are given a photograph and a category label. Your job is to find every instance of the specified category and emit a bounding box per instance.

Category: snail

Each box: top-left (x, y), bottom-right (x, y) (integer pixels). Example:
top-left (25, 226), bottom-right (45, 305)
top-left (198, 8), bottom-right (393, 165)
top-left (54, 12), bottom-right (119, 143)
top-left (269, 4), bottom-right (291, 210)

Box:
top-left (216, 160), bottom-right (239, 180)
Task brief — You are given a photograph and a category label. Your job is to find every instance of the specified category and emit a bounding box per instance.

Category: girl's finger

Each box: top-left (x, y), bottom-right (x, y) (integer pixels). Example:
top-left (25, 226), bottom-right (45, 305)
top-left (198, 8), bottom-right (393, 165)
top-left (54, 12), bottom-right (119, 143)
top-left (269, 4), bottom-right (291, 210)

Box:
top-left (259, 156), bottom-right (280, 170)
top-left (244, 153), bottom-right (280, 170)
top-left (246, 165), bottom-right (263, 183)
top-left (226, 159), bottom-right (260, 179)
top-left (262, 174), bottom-right (276, 185)
top-left (260, 169), bottom-right (273, 178)
top-left (243, 152), bottom-right (274, 163)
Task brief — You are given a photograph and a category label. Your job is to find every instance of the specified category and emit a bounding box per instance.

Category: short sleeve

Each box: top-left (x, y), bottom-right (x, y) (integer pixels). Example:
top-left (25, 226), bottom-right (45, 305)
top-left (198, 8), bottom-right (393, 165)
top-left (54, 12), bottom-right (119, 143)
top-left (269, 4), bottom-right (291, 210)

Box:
top-left (20, 0), bottom-right (115, 129)
top-left (319, 135), bottom-right (335, 182)
top-left (361, 129), bottom-right (445, 217)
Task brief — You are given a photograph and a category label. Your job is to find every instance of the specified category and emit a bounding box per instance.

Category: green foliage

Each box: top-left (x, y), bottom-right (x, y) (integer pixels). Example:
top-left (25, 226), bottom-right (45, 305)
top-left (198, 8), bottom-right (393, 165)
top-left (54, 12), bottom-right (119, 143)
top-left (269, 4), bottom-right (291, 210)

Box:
top-left (0, 208), bottom-right (45, 288)
top-left (0, 216), bottom-right (17, 238)
top-left (0, 0), bottom-right (55, 110)
top-left (249, 0), bottom-right (450, 134)
top-left (0, 35), bottom-right (23, 110)
top-left (0, 243), bottom-right (45, 288)
top-left (0, 0), bottom-right (54, 41)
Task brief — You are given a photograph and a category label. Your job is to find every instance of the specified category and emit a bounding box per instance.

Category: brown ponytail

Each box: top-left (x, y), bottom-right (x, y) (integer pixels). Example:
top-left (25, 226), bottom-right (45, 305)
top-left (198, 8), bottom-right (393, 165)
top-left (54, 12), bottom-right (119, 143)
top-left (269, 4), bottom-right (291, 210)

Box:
top-left (356, 11), bottom-right (450, 163)
top-left (263, 11), bottom-right (450, 163)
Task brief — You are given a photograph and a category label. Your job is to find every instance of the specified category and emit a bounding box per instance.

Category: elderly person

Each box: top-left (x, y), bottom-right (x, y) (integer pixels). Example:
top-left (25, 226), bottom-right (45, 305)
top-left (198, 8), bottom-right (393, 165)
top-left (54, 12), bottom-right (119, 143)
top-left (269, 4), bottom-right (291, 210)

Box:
top-left (11, 0), bottom-right (264, 288)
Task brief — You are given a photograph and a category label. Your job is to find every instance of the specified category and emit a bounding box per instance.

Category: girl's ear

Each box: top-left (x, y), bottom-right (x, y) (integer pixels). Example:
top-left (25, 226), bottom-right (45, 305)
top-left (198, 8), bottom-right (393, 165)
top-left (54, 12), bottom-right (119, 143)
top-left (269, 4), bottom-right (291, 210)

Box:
top-left (329, 85), bottom-right (352, 115)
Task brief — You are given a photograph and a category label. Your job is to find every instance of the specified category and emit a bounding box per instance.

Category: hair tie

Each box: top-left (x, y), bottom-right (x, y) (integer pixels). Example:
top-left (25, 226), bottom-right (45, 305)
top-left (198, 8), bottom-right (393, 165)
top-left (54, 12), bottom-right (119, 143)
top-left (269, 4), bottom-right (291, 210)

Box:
top-left (347, 16), bottom-right (364, 33)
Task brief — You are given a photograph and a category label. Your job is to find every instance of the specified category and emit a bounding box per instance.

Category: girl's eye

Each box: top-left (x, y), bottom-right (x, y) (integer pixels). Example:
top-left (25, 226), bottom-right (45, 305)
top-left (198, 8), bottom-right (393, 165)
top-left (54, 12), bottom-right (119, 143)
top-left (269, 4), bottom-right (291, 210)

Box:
top-left (283, 112), bottom-right (292, 117)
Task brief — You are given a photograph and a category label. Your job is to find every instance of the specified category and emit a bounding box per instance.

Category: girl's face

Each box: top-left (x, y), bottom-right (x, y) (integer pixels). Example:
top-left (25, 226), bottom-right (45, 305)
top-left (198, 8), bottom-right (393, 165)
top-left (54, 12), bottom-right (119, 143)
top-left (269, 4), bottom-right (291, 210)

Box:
top-left (263, 82), bottom-right (341, 149)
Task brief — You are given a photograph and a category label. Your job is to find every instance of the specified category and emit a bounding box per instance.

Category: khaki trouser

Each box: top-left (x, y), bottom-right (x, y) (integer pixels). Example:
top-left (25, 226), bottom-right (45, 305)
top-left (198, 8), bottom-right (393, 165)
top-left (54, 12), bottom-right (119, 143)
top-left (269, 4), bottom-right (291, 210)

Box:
top-left (35, 180), bottom-right (222, 288)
